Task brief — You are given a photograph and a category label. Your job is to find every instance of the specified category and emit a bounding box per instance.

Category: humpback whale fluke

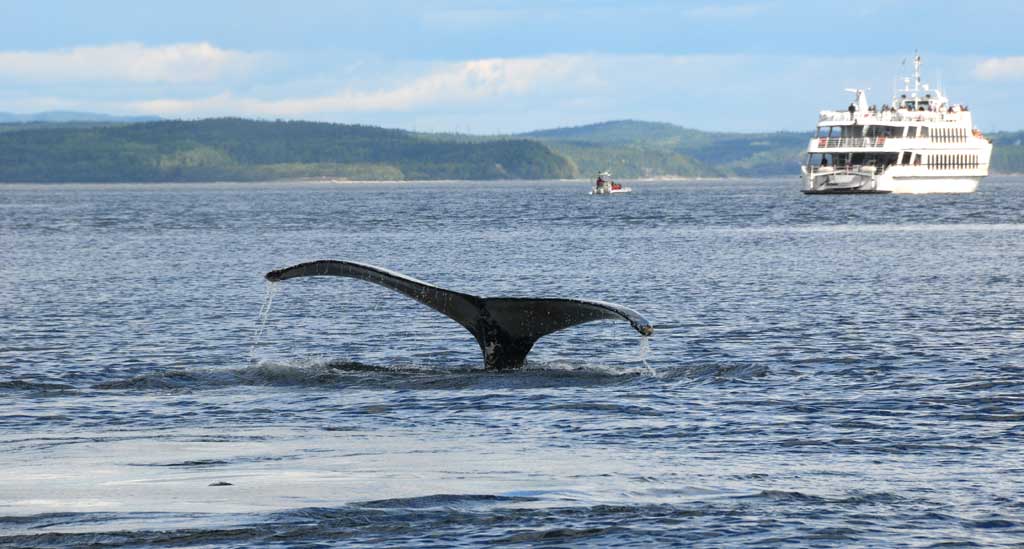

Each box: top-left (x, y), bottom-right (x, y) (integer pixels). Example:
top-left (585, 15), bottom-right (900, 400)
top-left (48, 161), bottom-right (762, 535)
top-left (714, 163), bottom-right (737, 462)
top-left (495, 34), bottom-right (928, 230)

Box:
top-left (265, 260), bottom-right (654, 370)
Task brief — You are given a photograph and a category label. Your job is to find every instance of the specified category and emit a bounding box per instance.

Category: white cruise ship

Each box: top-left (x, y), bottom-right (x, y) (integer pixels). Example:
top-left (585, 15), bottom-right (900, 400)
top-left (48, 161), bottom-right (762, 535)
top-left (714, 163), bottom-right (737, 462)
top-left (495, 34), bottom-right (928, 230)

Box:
top-left (802, 55), bottom-right (992, 194)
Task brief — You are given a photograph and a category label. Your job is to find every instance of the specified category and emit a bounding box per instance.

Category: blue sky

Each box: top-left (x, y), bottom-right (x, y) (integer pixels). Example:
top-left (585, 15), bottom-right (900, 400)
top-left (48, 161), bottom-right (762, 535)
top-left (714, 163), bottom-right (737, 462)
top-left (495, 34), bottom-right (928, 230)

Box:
top-left (2, 0), bottom-right (1023, 132)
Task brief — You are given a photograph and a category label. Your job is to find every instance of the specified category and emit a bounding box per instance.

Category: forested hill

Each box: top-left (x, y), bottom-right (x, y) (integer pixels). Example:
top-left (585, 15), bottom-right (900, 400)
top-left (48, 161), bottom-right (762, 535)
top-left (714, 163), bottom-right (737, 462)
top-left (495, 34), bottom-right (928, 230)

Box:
top-left (989, 131), bottom-right (1024, 174)
top-left (0, 118), bottom-right (576, 182)
top-left (520, 120), bottom-right (809, 177)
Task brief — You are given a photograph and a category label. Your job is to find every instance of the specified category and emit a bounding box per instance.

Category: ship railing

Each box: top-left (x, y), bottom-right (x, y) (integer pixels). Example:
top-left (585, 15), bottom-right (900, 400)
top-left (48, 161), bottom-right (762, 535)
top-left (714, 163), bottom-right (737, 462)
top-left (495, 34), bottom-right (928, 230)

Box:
top-left (818, 111), bottom-right (959, 123)
top-left (809, 165), bottom-right (883, 176)
top-left (812, 137), bottom-right (889, 148)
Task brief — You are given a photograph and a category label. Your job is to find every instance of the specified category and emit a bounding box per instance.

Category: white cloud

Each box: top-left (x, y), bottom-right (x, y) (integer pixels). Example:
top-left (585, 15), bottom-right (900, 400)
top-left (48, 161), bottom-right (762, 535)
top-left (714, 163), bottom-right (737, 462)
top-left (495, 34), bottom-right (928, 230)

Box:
top-left (5, 51), bottom-right (1014, 132)
top-left (128, 55), bottom-right (588, 117)
top-left (0, 42), bottom-right (265, 84)
top-left (974, 57), bottom-right (1024, 80)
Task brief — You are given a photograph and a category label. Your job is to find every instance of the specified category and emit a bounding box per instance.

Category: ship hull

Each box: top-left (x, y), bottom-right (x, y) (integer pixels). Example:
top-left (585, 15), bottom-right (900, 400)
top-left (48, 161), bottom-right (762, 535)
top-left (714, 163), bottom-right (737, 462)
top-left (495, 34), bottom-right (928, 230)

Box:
top-left (802, 167), bottom-right (982, 195)
top-left (879, 176), bottom-right (980, 194)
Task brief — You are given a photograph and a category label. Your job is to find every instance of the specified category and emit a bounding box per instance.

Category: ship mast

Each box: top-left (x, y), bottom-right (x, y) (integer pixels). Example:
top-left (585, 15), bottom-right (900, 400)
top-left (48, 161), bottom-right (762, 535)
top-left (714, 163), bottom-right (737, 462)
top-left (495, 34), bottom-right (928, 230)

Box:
top-left (913, 52), bottom-right (922, 93)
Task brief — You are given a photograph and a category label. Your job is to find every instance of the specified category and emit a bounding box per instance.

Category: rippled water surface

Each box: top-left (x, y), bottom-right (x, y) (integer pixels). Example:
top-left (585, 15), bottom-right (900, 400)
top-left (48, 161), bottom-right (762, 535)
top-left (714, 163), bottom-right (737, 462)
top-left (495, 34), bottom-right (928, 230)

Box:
top-left (2, 178), bottom-right (1023, 547)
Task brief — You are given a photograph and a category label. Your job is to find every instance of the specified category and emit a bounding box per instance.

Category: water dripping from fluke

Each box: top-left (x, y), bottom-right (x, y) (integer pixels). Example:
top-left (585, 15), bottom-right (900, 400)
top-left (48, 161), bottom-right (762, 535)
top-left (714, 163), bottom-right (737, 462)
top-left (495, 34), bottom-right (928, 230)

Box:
top-left (250, 280), bottom-right (280, 361)
top-left (637, 336), bottom-right (655, 376)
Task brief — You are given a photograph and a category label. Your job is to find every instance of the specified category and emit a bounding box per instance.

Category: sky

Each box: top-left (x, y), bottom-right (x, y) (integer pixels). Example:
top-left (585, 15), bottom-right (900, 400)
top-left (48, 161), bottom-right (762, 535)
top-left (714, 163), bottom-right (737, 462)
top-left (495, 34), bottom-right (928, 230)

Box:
top-left (2, 0), bottom-right (1023, 133)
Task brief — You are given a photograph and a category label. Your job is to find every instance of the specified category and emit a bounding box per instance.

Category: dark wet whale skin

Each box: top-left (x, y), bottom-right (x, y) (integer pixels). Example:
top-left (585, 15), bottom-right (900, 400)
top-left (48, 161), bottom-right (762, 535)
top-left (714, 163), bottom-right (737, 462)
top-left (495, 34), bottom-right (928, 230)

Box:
top-left (266, 259), bottom-right (654, 369)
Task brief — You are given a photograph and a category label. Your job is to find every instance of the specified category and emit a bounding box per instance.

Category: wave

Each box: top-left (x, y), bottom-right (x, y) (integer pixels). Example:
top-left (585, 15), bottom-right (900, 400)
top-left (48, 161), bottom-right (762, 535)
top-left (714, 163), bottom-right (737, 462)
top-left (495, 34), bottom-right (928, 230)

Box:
top-left (2, 492), bottom-right (1003, 548)
top-left (91, 357), bottom-right (661, 393)
top-left (0, 379), bottom-right (77, 394)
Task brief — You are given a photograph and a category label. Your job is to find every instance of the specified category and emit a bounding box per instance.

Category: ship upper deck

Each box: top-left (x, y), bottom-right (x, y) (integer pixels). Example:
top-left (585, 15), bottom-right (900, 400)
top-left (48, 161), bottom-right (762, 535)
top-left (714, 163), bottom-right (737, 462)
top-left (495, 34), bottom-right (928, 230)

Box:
top-left (818, 108), bottom-right (973, 127)
top-left (815, 54), bottom-right (976, 129)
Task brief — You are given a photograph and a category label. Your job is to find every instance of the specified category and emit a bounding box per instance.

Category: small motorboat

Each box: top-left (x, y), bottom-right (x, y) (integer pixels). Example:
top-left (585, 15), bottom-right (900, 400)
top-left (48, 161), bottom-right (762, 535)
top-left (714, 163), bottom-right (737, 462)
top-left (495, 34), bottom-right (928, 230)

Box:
top-left (590, 171), bottom-right (632, 195)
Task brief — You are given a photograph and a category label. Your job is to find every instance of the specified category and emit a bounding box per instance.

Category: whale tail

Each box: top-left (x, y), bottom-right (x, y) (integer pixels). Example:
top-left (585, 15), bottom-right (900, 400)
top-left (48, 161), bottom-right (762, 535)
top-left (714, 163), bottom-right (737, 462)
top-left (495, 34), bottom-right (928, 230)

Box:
top-left (265, 260), bottom-right (653, 370)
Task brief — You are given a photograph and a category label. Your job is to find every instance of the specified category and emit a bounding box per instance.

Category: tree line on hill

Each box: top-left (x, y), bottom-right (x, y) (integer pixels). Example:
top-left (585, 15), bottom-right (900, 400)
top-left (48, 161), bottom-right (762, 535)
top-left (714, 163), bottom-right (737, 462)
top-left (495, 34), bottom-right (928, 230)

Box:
top-left (0, 118), bottom-right (575, 182)
top-left (0, 118), bottom-right (1022, 182)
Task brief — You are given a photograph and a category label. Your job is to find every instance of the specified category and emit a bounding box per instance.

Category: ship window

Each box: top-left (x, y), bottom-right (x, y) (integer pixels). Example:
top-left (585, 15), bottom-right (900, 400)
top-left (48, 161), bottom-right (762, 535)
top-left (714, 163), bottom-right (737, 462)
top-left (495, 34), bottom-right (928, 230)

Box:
top-left (907, 127), bottom-right (917, 138)
top-left (921, 127), bottom-right (929, 137)
top-left (901, 152), bottom-right (911, 165)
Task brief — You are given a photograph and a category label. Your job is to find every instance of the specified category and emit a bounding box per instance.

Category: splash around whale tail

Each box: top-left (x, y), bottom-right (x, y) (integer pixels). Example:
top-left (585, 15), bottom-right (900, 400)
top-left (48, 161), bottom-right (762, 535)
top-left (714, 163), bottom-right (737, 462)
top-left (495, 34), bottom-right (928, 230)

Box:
top-left (265, 260), bottom-right (654, 370)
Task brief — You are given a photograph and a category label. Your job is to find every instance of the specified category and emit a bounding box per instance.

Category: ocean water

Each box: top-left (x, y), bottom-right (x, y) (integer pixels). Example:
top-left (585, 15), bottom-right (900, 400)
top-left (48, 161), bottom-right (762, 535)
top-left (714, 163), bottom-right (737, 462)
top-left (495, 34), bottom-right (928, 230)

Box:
top-left (2, 177), bottom-right (1023, 547)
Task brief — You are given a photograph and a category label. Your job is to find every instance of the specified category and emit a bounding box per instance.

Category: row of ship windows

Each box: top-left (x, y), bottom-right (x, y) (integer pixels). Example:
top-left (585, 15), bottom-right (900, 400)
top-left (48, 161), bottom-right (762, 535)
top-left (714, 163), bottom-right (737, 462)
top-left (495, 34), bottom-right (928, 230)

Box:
top-left (825, 126), bottom-right (973, 140)
top-left (928, 128), bottom-right (968, 143)
top-left (904, 153), bottom-right (980, 168)
top-left (875, 126), bottom-right (969, 140)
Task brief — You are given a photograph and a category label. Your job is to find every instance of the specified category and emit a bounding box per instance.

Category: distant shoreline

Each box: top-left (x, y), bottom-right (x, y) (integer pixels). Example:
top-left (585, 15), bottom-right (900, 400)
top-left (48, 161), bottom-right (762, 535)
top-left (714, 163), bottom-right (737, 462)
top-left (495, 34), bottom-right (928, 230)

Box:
top-left (0, 176), bottom-right (795, 188)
